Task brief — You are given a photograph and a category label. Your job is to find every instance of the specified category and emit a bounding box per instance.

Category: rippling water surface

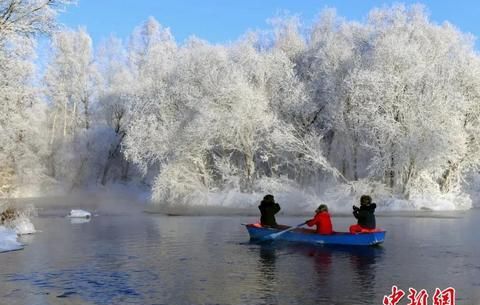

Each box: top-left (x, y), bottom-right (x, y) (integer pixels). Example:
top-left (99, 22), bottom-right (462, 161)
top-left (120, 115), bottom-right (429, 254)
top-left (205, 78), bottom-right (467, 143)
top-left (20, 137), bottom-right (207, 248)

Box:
top-left (0, 205), bottom-right (479, 305)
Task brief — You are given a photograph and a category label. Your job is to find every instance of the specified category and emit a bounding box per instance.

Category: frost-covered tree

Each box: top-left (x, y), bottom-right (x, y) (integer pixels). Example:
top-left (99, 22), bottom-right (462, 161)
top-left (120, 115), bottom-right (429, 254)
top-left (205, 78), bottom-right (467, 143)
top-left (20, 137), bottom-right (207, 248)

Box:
top-left (288, 5), bottom-right (480, 206)
top-left (296, 9), bottom-right (361, 179)
top-left (45, 28), bottom-right (97, 137)
top-left (0, 0), bottom-right (72, 44)
top-left (96, 36), bottom-right (137, 185)
top-left (123, 24), bottom-right (336, 204)
top-left (270, 15), bottom-right (305, 60)
top-left (0, 35), bottom-right (49, 195)
top-left (122, 17), bottom-right (177, 176)
top-left (44, 28), bottom-right (101, 187)
top-left (0, 0), bottom-right (71, 196)
top-left (342, 5), bottom-right (480, 198)
top-left (3, 4), bottom-right (477, 210)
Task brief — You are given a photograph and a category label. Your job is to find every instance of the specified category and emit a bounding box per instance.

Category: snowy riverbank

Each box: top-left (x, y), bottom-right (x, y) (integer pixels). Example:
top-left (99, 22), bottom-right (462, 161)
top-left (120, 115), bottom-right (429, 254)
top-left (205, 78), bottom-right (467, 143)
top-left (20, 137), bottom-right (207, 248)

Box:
top-left (147, 186), bottom-right (473, 216)
top-left (0, 226), bottom-right (23, 253)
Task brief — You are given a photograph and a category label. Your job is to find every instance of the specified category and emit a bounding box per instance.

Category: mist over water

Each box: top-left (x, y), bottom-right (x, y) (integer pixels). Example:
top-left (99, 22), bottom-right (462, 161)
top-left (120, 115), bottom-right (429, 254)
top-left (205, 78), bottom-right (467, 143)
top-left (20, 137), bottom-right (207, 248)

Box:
top-left (0, 197), bottom-right (478, 305)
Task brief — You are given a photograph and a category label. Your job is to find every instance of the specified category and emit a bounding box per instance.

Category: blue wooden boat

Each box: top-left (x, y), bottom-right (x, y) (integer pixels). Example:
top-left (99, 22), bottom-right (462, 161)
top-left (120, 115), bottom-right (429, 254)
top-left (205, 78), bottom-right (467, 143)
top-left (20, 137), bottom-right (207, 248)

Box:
top-left (245, 224), bottom-right (386, 246)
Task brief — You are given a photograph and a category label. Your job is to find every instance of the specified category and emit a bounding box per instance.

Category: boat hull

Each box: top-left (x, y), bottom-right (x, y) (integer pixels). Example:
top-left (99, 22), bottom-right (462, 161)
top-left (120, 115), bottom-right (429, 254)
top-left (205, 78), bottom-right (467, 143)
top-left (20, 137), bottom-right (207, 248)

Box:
top-left (245, 224), bottom-right (385, 246)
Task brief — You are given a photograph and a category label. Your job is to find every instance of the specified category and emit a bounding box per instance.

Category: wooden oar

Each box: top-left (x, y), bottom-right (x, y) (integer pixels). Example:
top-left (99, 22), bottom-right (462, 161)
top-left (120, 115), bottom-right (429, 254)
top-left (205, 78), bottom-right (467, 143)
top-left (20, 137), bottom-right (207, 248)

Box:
top-left (262, 222), bottom-right (307, 241)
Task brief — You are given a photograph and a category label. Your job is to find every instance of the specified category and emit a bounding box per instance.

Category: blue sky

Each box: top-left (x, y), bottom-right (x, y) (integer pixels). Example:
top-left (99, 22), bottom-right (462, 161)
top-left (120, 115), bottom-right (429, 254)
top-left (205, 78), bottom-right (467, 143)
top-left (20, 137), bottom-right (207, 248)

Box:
top-left (58, 0), bottom-right (479, 47)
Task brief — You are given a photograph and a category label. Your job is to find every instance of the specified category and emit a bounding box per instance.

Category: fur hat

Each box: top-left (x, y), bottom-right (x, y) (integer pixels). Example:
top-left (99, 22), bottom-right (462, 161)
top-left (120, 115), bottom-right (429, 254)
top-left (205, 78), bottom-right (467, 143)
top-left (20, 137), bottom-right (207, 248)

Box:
top-left (360, 195), bottom-right (372, 205)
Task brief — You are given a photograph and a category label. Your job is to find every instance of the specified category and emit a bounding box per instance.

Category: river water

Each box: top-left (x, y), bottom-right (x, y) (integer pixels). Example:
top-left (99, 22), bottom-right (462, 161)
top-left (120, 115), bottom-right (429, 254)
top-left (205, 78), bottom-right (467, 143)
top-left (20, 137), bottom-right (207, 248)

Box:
top-left (0, 204), bottom-right (479, 305)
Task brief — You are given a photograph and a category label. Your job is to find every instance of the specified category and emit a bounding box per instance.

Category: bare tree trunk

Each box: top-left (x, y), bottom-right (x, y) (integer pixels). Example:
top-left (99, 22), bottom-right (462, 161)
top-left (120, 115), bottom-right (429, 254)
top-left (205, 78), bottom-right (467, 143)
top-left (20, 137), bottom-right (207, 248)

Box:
top-left (342, 157), bottom-right (347, 178)
top-left (402, 158), bottom-right (415, 198)
top-left (243, 151), bottom-right (255, 191)
top-left (352, 141), bottom-right (358, 181)
top-left (121, 161), bottom-right (130, 181)
top-left (100, 161), bottom-right (111, 186)
top-left (439, 161), bottom-right (459, 193)
top-left (196, 159), bottom-right (209, 189)
top-left (63, 98), bottom-right (68, 137)
top-left (50, 111), bottom-right (57, 146)
top-left (71, 100), bottom-right (77, 137)
top-left (325, 130), bottom-right (334, 160)
top-left (82, 96), bottom-right (89, 130)
top-left (389, 153), bottom-right (395, 189)
top-left (70, 157), bottom-right (86, 191)
top-left (100, 133), bottom-right (126, 185)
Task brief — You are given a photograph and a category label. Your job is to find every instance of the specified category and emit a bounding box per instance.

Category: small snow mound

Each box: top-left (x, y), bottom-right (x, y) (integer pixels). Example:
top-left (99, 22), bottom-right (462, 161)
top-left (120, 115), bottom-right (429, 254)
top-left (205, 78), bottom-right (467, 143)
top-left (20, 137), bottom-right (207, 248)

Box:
top-left (10, 216), bottom-right (36, 235)
top-left (379, 192), bottom-right (472, 211)
top-left (67, 209), bottom-right (91, 218)
top-left (0, 226), bottom-right (23, 253)
top-left (1, 205), bottom-right (37, 235)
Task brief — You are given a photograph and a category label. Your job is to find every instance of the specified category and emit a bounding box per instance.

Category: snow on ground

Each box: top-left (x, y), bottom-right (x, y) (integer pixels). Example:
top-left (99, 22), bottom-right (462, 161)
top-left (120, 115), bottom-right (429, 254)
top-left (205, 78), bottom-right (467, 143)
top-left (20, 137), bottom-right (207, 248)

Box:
top-left (148, 180), bottom-right (473, 215)
top-left (464, 172), bottom-right (480, 208)
top-left (0, 226), bottom-right (23, 253)
top-left (8, 216), bottom-right (36, 235)
top-left (0, 204), bottom-right (37, 235)
top-left (317, 181), bottom-right (472, 212)
top-left (379, 193), bottom-right (472, 211)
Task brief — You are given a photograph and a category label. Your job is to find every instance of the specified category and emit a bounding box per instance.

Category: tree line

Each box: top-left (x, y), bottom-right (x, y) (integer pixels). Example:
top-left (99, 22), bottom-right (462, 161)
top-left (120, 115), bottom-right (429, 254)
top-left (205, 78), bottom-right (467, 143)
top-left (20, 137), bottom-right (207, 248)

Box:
top-left (1, 2), bottom-right (479, 208)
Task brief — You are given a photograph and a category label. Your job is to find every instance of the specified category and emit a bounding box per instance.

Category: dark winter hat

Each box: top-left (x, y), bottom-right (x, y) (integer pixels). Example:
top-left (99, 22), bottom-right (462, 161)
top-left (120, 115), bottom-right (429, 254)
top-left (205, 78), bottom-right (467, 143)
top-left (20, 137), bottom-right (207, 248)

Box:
top-left (317, 204), bottom-right (328, 212)
top-left (263, 194), bottom-right (274, 201)
top-left (360, 195), bottom-right (372, 205)
top-left (263, 194), bottom-right (275, 202)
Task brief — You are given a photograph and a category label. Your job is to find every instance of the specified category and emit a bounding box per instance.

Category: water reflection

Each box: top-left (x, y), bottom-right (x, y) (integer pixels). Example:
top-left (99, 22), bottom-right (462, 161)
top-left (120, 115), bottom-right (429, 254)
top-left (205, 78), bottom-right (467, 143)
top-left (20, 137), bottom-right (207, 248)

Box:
top-left (258, 244), bottom-right (276, 281)
top-left (18, 233), bottom-right (36, 244)
top-left (7, 264), bottom-right (143, 304)
top-left (256, 243), bottom-right (279, 305)
top-left (69, 218), bottom-right (91, 224)
top-left (287, 244), bottom-right (334, 287)
top-left (2, 211), bottom-right (478, 305)
top-left (348, 245), bottom-right (383, 299)
top-left (309, 245), bottom-right (384, 304)
top-left (253, 241), bottom-right (384, 304)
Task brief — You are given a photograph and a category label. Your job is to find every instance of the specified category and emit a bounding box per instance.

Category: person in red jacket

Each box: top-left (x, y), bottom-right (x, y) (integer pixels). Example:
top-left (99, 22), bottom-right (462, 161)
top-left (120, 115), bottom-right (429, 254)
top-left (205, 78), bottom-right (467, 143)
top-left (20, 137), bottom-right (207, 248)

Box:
top-left (306, 204), bottom-right (333, 234)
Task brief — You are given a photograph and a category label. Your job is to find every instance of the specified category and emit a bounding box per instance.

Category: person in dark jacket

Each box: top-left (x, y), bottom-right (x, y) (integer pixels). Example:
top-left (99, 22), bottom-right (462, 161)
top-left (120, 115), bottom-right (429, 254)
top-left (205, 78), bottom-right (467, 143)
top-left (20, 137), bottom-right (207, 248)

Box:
top-left (259, 194), bottom-right (281, 227)
top-left (349, 195), bottom-right (377, 233)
